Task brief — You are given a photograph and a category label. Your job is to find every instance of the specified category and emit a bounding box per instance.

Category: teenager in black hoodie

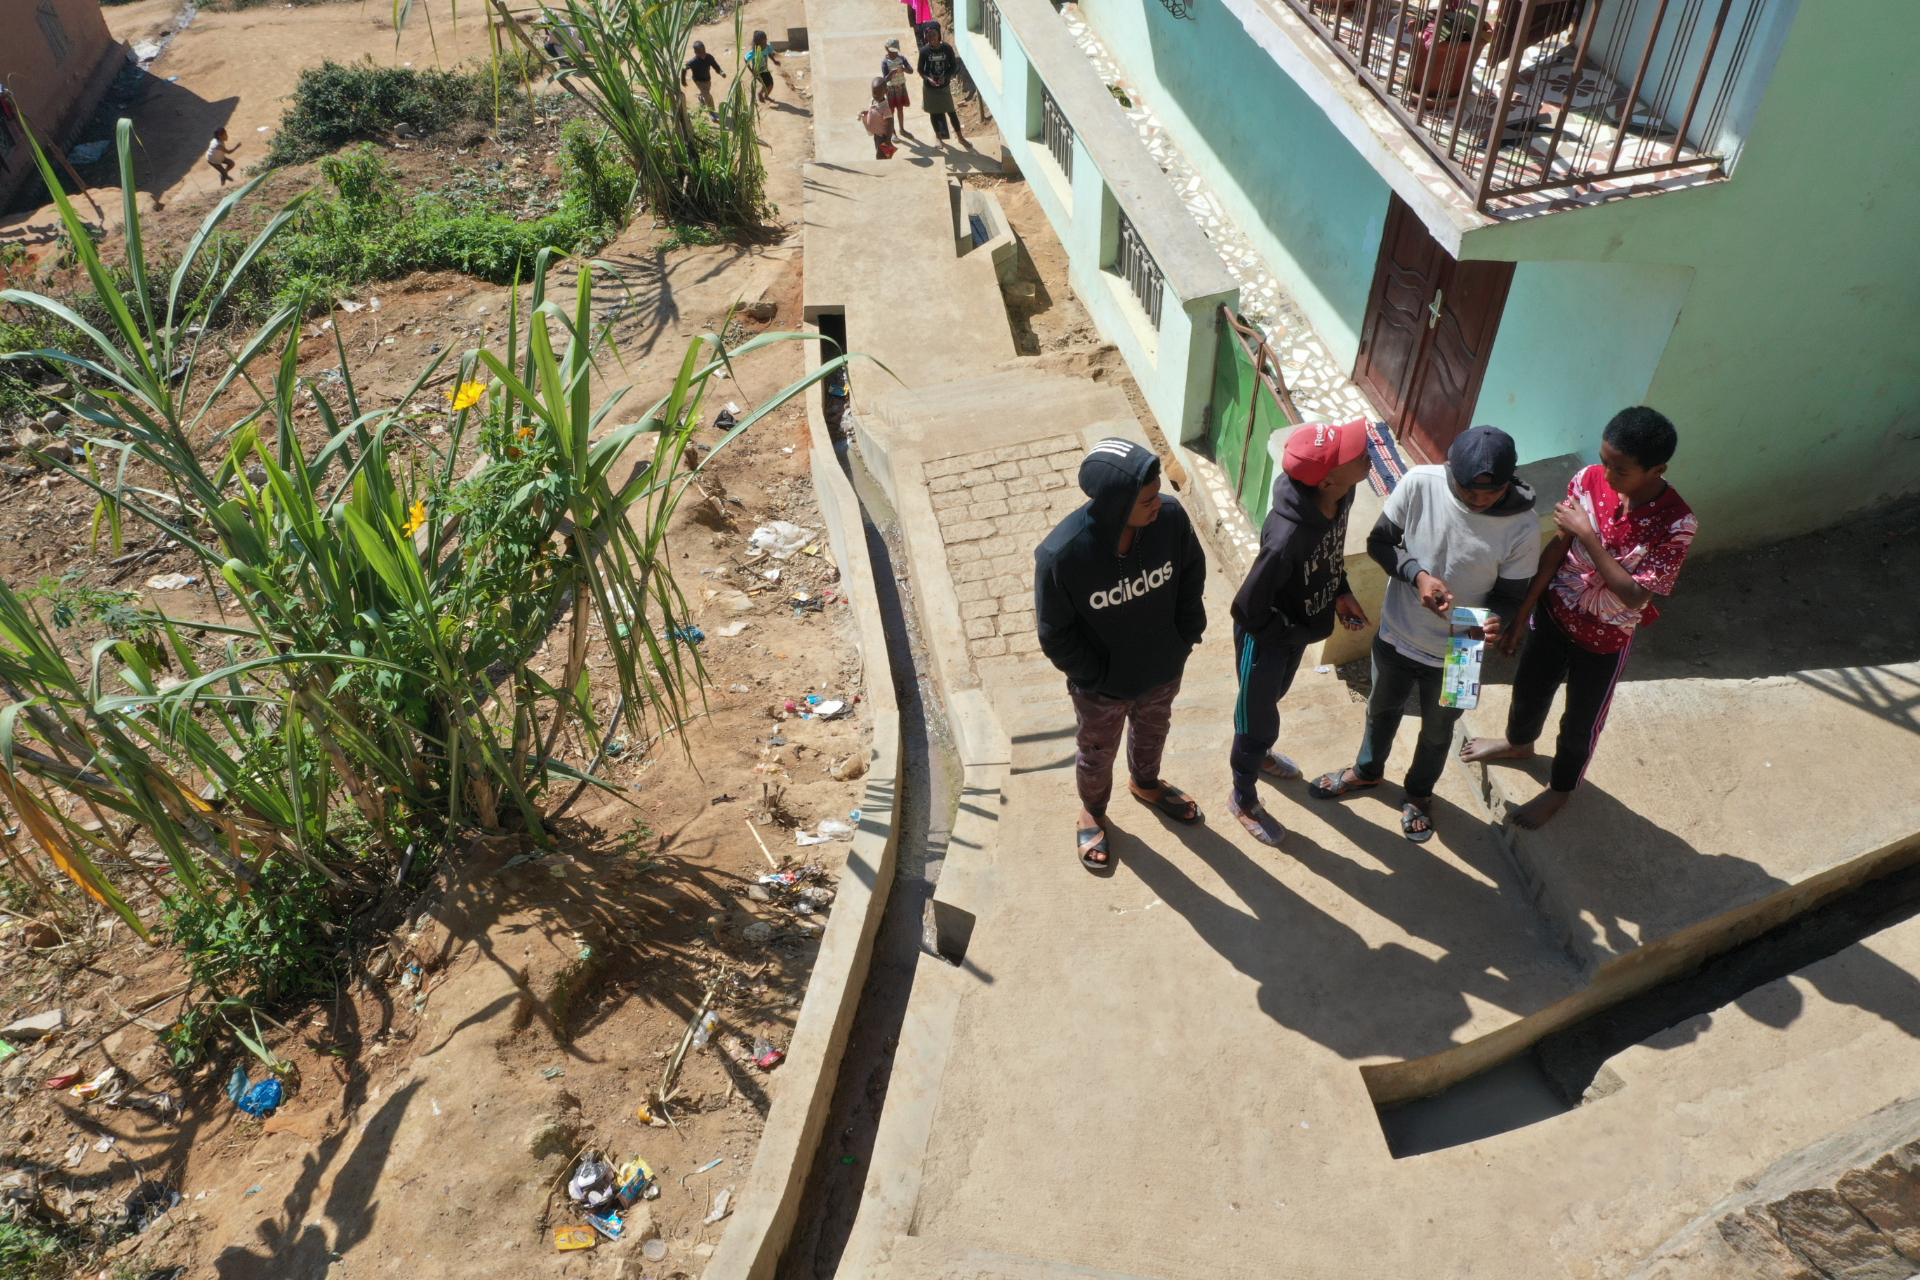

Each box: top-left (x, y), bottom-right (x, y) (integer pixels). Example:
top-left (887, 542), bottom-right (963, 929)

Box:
top-left (1034, 438), bottom-right (1207, 872)
top-left (1226, 421), bottom-right (1373, 846)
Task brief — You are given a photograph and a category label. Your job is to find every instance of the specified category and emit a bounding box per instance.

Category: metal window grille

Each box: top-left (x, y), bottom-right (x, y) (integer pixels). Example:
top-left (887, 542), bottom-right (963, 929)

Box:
top-left (1277, 0), bottom-right (1773, 213)
top-left (36, 0), bottom-right (73, 64)
top-left (1040, 84), bottom-right (1073, 181)
top-left (1114, 209), bottom-right (1163, 329)
top-left (981, 0), bottom-right (1004, 56)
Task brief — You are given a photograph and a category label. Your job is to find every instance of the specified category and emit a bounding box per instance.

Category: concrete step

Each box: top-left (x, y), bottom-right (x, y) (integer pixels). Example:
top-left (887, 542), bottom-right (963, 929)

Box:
top-left (869, 368), bottom-right (1132, 438)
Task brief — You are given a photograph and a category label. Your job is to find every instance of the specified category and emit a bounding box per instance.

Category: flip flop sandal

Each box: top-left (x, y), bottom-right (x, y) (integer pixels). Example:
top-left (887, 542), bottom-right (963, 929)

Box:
top-left (1308, 768), bottom-right (1381, 800)
top-left (1131, 782), bottom-right (1203, 824)
top-left (1076, 824), bottom-right (1113, 873)
top-left (1260, 751), bottom-right (1303, 781)
top-left (1227, 794), bottom-right (1285, 848)
top-left (1401, 803), bottom-right (1436, 844)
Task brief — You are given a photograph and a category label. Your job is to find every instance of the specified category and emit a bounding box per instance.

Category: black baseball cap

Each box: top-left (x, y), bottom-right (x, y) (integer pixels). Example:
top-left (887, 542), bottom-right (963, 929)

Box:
top-left (1448, 425), bottom-right (1517, 490)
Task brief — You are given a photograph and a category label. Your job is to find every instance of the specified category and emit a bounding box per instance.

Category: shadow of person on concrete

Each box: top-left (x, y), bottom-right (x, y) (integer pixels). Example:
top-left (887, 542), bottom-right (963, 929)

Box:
top-left (1111, 812), bottom-right (1569, 1063)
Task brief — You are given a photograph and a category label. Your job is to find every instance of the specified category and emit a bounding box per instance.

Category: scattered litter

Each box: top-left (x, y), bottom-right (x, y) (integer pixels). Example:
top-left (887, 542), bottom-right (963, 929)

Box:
top-left (245, 1185), bottom-right (262, 1197)
top-left (802, 544), bottom-right (820, 556)
top-left (690, 1009), bottom-right (719, 1049)
top-left (145, 572), bottom-right (197, 590)
top-left (748, 522), bottom-right (813, 559)
top-left (569, 1153), bottom-right (618, 1207)
top-left (554, 1225), bottom-right (596, 1251)
top-left (93, 1135), bottom-right (115, 1153)
top-left (683, 1157), bottom-right (723, 1188)
top-left (763, 568), bottom-right (781, 581)
top-left (742, 921), bottom-right (776, 944)
top-left (1315, 664), bottom-right (1332, 674)
top-left (0, 1042), bottom-right (14, 1062)
top-left (124, 1182), bottom-right (179, 1232)
top-left (584, 1207), bottom-right (623, 1239)
top-left (712, 408), bottom-right (737, 432)
top-left (613, 1154), bottom-right (655, 1203)
top-left (635, 1102), bottom-right (655, 1124)
top-left (540, 1066), bottom-right (567, 1080)
top-left (831, 755), bottom-right (869, 782)
top-left (73, 1066), bottom-right (118, 1101)
top-left (753, 1037), bottom-right (784, 1070)
top-left (815, 699), bottom-right (848, 719)
top-left (62, 1140), bottom-right (87, 1168)
top-left (816, 819), bottom-right (854, 840)
top-left (703, 1187), bottom-right (733, 1224)
top-left (849, 809), bottom-right (863, 822)
top-left (67, 141), bottom-right (111, 165)
top-left (714, 622), bottom-right (751, 637)
top-left (337, 299), bottom-right (365, 314)
top-left (671, 625), bottom-right (705, 644)
top-left (726, 401), bottom-right (741, 414)
top-left (230, 1072), bottom-right (282, 1118)
top-left (642, 1237), bottom-right (669, 1261)
top-left (795, 830), bottom-right (833, 846)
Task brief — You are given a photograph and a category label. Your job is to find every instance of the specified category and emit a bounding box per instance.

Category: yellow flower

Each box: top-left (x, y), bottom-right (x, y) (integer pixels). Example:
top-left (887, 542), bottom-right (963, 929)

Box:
top-left (403, 500), bottom-right (428, 535)
top-left (516, 425), bottom-right (534, 441)
top-left (448, 381), bottom-right (486, 411)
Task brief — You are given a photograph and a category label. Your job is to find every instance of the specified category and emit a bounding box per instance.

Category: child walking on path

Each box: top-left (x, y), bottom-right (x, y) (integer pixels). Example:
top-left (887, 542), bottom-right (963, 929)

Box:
top-left (682, 40), bottom-right (726, 115)
top-left (1460, 407), bottom-right (1695, 829)
top-left (205, 128), bottom-right (239, 184)
top-left (1309, 426), bottom-right (1537, 842)
top-left (882, 39), bottom-right (914, 136)
top-left (860, 77), bottom-right (898, 159)
top-left (1035, 439), bottom-right (1209, 873)
top-left (746, 31), bottom-right (780, 104)
top-left (1225, 421), bottom-right (1373, 847)
top-left (916, 24), bottom-right (969, 147)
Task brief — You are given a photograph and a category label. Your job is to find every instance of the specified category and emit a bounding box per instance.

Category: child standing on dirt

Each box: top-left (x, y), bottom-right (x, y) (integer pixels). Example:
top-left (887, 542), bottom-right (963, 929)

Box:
top-left (205, 128), bottom-right (239, 185)
top-left (916, 24), bottom-right (969, 148)
top-left (861, 77), bottom-right (898, 159)
top-left (683, 40), bottom-right (727, 117)
top-left (1224, 421), bottom-right (1373, 848)
top-left (882, 39), bottom-right (914, 137)
top-left (1460, 408), bottom-right (1695, 830)
top-left (746, 31), bottom-right (781, 104)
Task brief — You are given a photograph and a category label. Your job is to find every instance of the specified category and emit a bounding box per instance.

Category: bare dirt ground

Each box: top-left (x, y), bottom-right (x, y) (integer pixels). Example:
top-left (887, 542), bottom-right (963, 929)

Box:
top-left (0, 1), bottom-right (858, 1276)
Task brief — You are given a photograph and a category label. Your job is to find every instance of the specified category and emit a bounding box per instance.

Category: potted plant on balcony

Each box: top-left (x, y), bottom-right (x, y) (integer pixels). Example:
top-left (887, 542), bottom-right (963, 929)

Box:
top-left (1406, 0), bottom-right (1486, 107)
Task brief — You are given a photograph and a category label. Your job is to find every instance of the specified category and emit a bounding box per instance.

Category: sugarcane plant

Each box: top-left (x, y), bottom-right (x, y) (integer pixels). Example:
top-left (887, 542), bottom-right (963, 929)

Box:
top-left (0, 120), bottom-right (845, 942)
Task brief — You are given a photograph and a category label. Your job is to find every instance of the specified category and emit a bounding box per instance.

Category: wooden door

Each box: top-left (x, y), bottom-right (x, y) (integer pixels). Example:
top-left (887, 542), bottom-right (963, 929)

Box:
top-left (1354, 195), bottom-right (1514, 463)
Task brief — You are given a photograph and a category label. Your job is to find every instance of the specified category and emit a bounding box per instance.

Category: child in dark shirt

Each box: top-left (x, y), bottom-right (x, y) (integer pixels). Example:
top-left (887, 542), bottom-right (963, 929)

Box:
top-left (682, 41), bottom-right (727, 115)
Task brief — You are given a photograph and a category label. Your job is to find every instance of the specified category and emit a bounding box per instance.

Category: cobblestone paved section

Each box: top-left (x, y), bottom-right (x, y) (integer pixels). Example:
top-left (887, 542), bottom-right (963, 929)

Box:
top-left (922, 434), bottom-right (1087, 662)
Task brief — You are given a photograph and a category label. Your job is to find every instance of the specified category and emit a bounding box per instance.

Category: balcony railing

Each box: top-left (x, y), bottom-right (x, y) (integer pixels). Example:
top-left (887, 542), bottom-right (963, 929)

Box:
top-left (1041, 82), bottom-right (1074, 181)
top-left (1115, 209), bottom-right (1164, 329)
top-left (1280, 0), bottom-right (1773, 212)
top-left (982, 0), bottom-right (1004, 56)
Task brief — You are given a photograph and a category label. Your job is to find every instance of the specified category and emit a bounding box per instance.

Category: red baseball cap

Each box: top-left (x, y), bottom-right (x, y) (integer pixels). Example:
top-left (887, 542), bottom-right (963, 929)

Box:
top-left (1279, 418), bottom-right (1368, 485)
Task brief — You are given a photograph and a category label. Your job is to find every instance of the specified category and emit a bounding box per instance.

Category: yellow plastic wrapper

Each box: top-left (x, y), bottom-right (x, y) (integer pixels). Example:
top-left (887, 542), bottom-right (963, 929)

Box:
top-left (555, 1225), bottom-right (596, 1251)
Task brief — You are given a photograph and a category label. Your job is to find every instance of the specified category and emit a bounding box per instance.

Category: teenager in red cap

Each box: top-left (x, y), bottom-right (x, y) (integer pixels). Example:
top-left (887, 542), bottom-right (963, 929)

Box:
top-left (1225, 420), bottom-right (1373, 846)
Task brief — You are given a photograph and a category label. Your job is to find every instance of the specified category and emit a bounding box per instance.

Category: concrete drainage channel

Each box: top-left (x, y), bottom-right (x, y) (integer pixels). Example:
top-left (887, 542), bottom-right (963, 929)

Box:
top-left (758, 318), bottom-right (963, 1279)
top-left (1378, 845), bottom-right (1920, 1158)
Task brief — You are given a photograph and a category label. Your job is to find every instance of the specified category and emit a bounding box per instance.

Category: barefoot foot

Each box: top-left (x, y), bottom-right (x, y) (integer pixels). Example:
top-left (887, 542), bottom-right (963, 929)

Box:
top-left (1459, 736), bottom-right (1535, 765)
top-left (1511, 788), bottom-right (1571, 830)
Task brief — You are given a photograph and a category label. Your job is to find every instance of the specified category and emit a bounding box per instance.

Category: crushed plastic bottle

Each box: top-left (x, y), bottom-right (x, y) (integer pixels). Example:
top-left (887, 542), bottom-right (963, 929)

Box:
top-left (691, 1010), bottom-right (719, 1049)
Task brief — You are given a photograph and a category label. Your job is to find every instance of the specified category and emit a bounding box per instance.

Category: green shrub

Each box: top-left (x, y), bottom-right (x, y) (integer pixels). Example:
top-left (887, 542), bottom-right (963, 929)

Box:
top-left (165, 863), bottom-right (340, 1006)
top-left (270, 129), bottom-right (631, 299)
top-left (266, 59), bottom-right (495, 167)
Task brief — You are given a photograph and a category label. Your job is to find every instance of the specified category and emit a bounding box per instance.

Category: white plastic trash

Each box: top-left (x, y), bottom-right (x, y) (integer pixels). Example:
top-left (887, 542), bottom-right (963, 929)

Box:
top-left (749, 522), bottom-right (813, 559)
top-left (816, 819), bottom-right (854, 840)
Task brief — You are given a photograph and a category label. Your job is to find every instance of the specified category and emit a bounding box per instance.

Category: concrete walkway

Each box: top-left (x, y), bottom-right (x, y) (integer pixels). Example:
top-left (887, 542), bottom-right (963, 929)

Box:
top-left (790, 1), bottom-right (1920, 1276)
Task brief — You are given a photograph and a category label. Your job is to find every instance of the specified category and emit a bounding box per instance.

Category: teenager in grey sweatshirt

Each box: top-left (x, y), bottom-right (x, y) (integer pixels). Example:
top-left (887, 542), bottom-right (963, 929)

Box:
top-left (1307, 426), bottom-right (1536, 842)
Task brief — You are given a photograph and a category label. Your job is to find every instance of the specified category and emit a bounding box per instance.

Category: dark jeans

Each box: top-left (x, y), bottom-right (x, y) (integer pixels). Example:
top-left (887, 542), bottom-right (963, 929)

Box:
top-left (926, 110), bottom-right (961, 140)
top-left (1067, 677), bottom-right (1182, 816)
top-left (1228, 624), bottom-right (1306, 810)
top-left (1354, 635), bottom-right (1461, 801)
top-left (1506, 605), bottom-right (1629, 793)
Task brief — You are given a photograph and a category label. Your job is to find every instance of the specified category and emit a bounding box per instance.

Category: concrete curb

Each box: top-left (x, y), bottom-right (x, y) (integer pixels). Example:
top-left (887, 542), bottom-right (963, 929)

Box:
top-left (704, 350), bottom-right (903, 1280)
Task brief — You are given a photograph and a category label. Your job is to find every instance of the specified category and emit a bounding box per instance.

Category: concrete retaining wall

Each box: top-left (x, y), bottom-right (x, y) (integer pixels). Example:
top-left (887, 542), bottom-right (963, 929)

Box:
top-left (954, 0), bottom-right (1237, 442)
top-left (704, 350), bottom-right (904, 1280)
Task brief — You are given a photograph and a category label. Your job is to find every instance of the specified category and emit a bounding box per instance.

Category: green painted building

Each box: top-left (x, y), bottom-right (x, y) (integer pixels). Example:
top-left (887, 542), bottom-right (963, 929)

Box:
top-left (957, 0), bottom-right (1920, 549)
